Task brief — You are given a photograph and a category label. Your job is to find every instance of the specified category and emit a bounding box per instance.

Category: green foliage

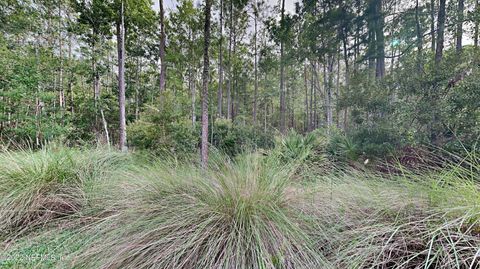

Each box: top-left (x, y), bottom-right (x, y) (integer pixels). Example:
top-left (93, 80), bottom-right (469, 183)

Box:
top-left (350, 126), bottom-right (401, 158)
top-left (211, 119), bottom-right (275, 157)
top-left (275, 130), bottom-right (321, 163)
top-left (127, 92), bottom-right (198, 156)
top-left (327, 131), bottom-right (360, 162)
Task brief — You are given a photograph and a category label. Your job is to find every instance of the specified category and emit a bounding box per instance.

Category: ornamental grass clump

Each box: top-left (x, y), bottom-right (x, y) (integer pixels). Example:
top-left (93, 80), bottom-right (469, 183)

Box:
top-left (0, 147), bottom-right (124, 237)
top-left (73, 154), bottom-right (328, 269)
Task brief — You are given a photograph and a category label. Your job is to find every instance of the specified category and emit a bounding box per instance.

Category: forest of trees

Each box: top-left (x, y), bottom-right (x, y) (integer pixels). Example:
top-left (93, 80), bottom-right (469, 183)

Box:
top-left (1, 0), bottom-right (478, 161)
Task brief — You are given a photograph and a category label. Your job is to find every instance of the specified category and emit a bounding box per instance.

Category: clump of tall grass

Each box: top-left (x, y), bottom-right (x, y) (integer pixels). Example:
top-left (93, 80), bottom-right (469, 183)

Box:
top-left (71, 153), bottom-right (328, 269)
top-left (0, 147), bottom-right (125, 237)
top-left (307, 158), bottom-right (480, 269)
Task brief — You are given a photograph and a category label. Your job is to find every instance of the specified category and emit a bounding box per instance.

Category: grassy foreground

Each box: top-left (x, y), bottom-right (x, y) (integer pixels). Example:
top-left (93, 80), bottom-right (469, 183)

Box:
top-left (0, 147), bottom-right (479, 268)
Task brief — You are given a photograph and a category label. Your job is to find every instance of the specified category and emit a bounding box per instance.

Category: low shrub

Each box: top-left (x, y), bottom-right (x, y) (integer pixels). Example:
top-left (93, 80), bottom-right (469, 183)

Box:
top-left (273, 130), bottom-right (329, 176)
top-left (211, 119), bottom-right (275, 157)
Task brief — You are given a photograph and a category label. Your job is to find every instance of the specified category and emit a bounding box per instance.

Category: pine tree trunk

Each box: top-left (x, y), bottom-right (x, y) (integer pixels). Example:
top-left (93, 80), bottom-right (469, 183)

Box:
top-left (324, 58), bottom-right (334, 130)
top-left (435, 0), bottom-right (446, 64)
top-left (135, 56), bottom-right (141, 120)
top-left (217, 0), bottom-right (224, 117)
top-left (201, 0), bottom-right (212, 168)
top-left (117, 0), bottom-right (127, 152)
top-left (279, 0), bottom-right (286, 133)
top-left (415, 0), bottom-right (424, 72)
top-left (189, 30), bottom-right (196, 127)
top-left (159, 0), bottom-right (167, 93)
top-left (226, 0), bottom-right (234, 120)
top-left (475, 0), bottom-right (479, 49)
top-left (253, 2), bottom-right (258, 125)
top-left (456, 0), bottom-right (464, 53)
top-left (375, 0), bottom-right (385, 79)
top-left (430, 0), bottom-right (436, 52)
top-left (309, 61), bottom-right (315, 131)
top-left (342, 34), bottom-right (349, 130)
top-left (58, 2), bottom-right (64, 111)
top-left (303, 63), bottom-right (309, 132)
top-left (335, 52), bottom-right (340, 128)
top-left (68, 26), bottom-right (74, 114)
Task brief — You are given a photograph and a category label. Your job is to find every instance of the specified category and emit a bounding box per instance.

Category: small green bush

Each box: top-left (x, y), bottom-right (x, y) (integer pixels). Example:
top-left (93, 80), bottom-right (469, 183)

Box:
top-left (211, 119), bottom-right (275, 157)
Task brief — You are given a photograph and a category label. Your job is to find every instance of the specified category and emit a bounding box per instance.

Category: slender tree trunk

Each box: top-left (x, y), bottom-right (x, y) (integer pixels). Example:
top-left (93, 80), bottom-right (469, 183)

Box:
top-left (309, 61), bottom-right (315, 130)
top-left (217, 0), bottom-right (224, 117)
top-left (201, 0), bottom-right (212, 168)
top-left (435, 0), bottom-right (446, 64)
top-left (190, 69), bottom-right (196, 127)
top-left (335, 51), bottom-right (340, 128)
top-left (456, 0), bottom-right (464, 53)
top-left (189, 30), bottom-right (196, 127)
top-left (286, 68), bottom-right (291, 128)
top-left (58, 2), bottom-right (64, 111)
top-left (159, 0), bottom-right (167, 93)
top-left (313, 63), bottom-right (319, 129)
top-left (253, 2), bottom-right (258, 125)
top-left (279, 0), bottom-right (286, 133)
top-left (342, 34), bottom-right (349, 130)
top-left (100, 108), bottom-right (110, 146)
top-left (117, 0), bottom-right (127, 152)
top-left (231, 33), bottom-right (237, 120)
top-left (93, 54), bottom-right (100, 107)
top-left (430, 0), bottom-right (436, 52)
top-left (303, 63), bottom-right (309, 132)
top-left (325, 58), bottom-right (334, 130)
top-left (375, 0), bottom-right (385, 79)
top-left (135, 56), bottom-right (141, 120)
top-left (226, 0), bottom-right (233, 120)
top-left (475, 0), bottom-right (479, 49)
top-left (67, 14), bottom-right (74, 114)
top-left (367, 0), bottom-right (376, 77)
top-left (415, 0), bottom-right (424, 71)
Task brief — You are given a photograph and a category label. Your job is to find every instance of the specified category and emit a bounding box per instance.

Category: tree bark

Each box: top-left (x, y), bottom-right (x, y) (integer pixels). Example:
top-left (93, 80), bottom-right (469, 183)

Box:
top-left (117, 0), bottom-right (127, 152)
top-left (201, 0), bottom-right (212, 168)
top-left (159, 0), bottom-right (167, 93)
top-left (217, 0), bottom-right (224, 117)
top-left (342, 34), bottom-right (350, 130)
top-left (58, 2), bottom-right (64, 111)
top-left (226, 0), bottom-right (233, 120)
top-left (475, 0), bottom-right (479, 49)
top-left (279, 0), bottom-right (286, 133)
top-left (325, 57), bottom-right (334, 130)
top-left (303, 62), bottom-right (309, 132)
top-left (456, 0), bottom-right (464, 53)
top-left (135, 56), bottom-right (141, 120)
top-left (253, 1), bottom-right (258, 125)
top-left (435, 0), bottom-right (446, 64)
top-left (375, 0), bottom-right (385, 79)
top-left (189, 30), bottom-right (196, 127)
top-left (415, 0), bottom-right (424, 71)
top-left (430, 0), bottom-right (436, 52)
top-left (309, 61), bottom-right (315, 130)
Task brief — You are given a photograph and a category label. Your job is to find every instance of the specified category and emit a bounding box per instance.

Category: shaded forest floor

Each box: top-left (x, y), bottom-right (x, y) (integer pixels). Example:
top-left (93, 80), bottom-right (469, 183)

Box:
top-left (0, 145), bottom-right (479, 269)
